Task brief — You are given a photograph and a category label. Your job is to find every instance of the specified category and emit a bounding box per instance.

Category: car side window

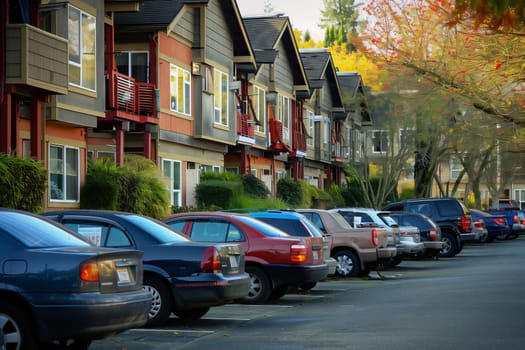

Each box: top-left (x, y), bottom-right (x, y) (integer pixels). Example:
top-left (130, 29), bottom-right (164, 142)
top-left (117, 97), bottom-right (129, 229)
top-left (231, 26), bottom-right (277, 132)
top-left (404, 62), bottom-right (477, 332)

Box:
top-left (310, 213), bottom-right (325, 230)
top-left (190, 221), bottom-right (227, 242)
top-left (63, 221), bottom-right (109, 247)
top-left (106, 226), bottom-right (132, 247)
top-left (226, 224), bottom-right (245, 242)
top-left (167, 220), bottom-right (186, 233)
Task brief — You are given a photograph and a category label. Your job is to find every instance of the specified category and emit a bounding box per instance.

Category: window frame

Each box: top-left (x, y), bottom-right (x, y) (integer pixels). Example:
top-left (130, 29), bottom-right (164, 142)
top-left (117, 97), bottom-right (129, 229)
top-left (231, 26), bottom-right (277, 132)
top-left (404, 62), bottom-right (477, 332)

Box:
top-left (68, 5), bottom-right (96, 91)
top-left (170, 64), bottom-right (192, 116)
top-left (213, 68), bottom-right (229, 126)
top-left (49, 144), bottom-right (80, 202)
top-left (162, 159), bottom-right (182, 207)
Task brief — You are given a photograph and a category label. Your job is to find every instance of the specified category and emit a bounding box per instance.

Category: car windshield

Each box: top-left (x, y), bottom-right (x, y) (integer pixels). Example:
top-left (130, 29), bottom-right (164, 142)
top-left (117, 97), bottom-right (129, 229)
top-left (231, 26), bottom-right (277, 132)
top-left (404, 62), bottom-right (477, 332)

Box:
top-left (1, 211), bottom-right (92, 248)
top-left (235, 216), bottom-right (290, 237)
top-left (378, 214), bottom-right (398, 227)
top-left (125, 215), bottom-right (190, 244)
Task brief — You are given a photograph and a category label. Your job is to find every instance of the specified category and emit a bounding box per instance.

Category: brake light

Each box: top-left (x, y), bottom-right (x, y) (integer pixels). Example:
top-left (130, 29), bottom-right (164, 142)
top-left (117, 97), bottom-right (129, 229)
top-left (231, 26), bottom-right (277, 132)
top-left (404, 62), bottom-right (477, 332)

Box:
top-left (371, 229), bottom-right (379, 247)
top-left (429, 228), bottom-right (438, 241)
top-left (494, 217), bottom-right (506, 225)
top-left (80, 263), bottom-right (99, 282)
top-left (461, 215), bottom-right (471, 230)
top-left (474, 219), bottom-right (483, 228)
top-left (514, 215), bottom-right (519, 224)
top-left (201, 247), bottom-right (221, 272)
top-left (290, 244), bottom-right (307, 263)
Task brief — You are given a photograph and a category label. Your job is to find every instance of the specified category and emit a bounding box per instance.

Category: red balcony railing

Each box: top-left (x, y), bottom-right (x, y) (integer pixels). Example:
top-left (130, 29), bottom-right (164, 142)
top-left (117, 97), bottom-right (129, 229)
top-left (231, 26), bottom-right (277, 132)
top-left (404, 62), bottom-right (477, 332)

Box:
top-left (270, 119), bottom-right (283, 144)
top-left (237, 112), bottom-right (255, 138)
top-left (107, 71), bottom-right (156, 117)
top-left (293, 129), bottom-right (307, 153)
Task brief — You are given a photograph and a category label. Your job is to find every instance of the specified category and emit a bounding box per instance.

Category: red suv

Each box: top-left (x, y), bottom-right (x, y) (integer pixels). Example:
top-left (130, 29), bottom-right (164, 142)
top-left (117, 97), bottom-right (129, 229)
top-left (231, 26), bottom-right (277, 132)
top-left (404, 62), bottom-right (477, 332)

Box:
top-left (163, 212), bottom-right (329, 304)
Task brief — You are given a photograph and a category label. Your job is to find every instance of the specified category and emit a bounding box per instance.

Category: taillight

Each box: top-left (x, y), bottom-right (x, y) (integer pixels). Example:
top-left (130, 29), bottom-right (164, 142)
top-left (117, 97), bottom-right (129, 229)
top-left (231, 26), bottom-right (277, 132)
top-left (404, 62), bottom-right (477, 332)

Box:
top-left (429, 228), bottom-right (438, 241)
top-left (514, 215), bottom-right (519, 224)
top-left (201, 247), bottom-right (221, 272)
top-left (290, 244), bottom-right (307, 263)
top-left (80, 262), bottom-right (99, 282)
top-left (461, 215), bottom-right (471, 230)
top-left (494, 217), bottom-right (506, 225)
top-left (371, 229), bottom-right (379, 247)
top-left (474, 219), bottom-right (483, 228)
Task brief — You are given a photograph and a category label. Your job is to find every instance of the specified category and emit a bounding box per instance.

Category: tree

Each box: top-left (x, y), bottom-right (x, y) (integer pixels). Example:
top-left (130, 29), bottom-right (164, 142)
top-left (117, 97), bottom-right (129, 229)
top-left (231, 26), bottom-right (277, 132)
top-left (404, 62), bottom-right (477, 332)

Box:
top-left (320, 0), bottom-right (360, 50)
top-left (452, 0), bottom-right (525, 29)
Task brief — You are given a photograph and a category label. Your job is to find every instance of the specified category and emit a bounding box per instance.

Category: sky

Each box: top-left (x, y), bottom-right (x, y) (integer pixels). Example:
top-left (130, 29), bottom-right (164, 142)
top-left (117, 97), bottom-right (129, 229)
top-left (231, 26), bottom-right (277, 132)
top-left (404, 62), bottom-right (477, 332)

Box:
top-left (236, 0), bottom-right (325, 41)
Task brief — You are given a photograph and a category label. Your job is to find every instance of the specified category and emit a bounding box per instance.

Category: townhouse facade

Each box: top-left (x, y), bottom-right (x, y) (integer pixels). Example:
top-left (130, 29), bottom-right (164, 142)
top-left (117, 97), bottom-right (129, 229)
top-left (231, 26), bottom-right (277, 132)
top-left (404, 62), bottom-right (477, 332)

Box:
top-left (1, 0), bottom-right (374, 211)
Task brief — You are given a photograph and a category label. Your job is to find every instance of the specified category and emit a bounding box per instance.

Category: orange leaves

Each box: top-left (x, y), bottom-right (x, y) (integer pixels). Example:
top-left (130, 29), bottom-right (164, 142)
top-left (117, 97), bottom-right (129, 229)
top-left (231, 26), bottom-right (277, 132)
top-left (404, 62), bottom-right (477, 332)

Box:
top-left (494, 61), bottom-right (503, 70)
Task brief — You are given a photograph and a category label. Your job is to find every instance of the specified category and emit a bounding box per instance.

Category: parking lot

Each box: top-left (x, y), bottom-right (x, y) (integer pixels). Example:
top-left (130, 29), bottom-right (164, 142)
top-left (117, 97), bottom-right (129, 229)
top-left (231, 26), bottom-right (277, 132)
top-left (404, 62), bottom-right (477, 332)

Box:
top-left (91, 238), bottom-right (525, 350)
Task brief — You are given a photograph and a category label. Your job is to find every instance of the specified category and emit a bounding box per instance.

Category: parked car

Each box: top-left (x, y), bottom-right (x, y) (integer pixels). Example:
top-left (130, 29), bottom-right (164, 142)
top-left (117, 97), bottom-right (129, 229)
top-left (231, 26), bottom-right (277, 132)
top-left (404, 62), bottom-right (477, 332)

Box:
top-left (0, 208), bottom-right (151, 350)
top-left (485, 206), bottom-right (525, 240)
top-left (163, 211), bottom-right (329, 304)
top-left (296, 208), bottom-right (396, 277)
top-left (42, 210), bottom-right (250, 327)
top-left (469, 212), bottom-right (489, 243)
top-left (382, 198), bottom-right (471, 257)
top-left (328, 208), bottom-right (411, 266)
top-left (389, 212), bottom-right (445, 259)
top-left (244, 210), bottom-right (336, 280)
top-left (470, 209), bottom-right (510, 242)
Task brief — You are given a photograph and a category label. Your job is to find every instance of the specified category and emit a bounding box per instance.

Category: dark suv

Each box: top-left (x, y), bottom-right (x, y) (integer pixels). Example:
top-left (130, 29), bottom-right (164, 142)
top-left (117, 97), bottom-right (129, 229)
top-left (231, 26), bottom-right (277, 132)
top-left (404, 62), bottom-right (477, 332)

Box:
top-left (382, 198), bottom-right (472, 257)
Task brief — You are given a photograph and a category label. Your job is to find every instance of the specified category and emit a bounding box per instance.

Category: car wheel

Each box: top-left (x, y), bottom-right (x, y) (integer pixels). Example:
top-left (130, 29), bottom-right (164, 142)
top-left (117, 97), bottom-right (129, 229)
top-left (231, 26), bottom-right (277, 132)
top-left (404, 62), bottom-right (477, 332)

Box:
top-left (268, 285), bottom-right (289, 301)
top-left (0, 301), bottom-right (38, 350)
top-left (333, 250), bottom-right (360, 277)
top-left (357, 264), bottom-right (372, 277)
top-left (240, 266), bottom-right (272, 304)
top-left (174, 307), bottom-right (210, 320)
top-left (507, 233), bottom-right (519, 240)
top-left (440, 232), bottom-right (459, 257)
top-left (389, 255), bottom-right (403, 266)
top-left (143, 276), bottom-right (173, 327)
top-left (299, 282), bottom-right (317, 291)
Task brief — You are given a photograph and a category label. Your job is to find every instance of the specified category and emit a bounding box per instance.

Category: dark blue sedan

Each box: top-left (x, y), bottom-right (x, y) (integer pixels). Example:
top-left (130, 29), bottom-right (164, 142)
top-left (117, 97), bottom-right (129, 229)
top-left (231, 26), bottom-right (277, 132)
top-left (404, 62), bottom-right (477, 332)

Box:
top-left (471, 209), bottom-right (511, 242)
top-left (43, 210), bottom-right (250, 327)
top-left (0, 208), bottom-right (151, 350)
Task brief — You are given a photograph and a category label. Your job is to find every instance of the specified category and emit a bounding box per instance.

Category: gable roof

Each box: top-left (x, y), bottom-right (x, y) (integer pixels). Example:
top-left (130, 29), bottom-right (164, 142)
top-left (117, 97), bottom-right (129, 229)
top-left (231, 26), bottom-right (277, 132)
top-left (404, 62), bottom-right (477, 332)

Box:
top-left (299, 48), bottom-right (344, 112)
top-left (243, 16), bottom-right (309, 94)
top-left (337, 72), bottom-right (372, 124)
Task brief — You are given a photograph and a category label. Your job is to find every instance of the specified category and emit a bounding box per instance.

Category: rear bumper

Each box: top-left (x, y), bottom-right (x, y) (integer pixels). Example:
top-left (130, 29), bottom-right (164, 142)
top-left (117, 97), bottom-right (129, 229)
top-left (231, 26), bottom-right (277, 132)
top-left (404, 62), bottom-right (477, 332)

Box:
top-left (173, 273), bottom-right (251, 309)
top-left (423, 241), bottom-right (444, 251)
top-left (377, 247), bottom-right (397, 260)
top-left (325, 257), bottom-right (338, 275)
top-left (511, 224), bottom-right (525, 234)
top-left (31, 289), bottom-right (151, 342)
top-left (461, 232), bottom-right (482, 241)
top-left (264, 263), bottom-right (329, 288)
top-left (398, 241), bottom-right (425, 254)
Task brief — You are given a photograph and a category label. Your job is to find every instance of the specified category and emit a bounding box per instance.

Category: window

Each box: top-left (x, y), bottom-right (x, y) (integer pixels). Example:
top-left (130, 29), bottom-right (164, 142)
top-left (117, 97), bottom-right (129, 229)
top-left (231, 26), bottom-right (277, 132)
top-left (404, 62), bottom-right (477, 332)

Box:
top-left (49, 145), bottom-right (79, 201)
top-left (200, 165), bottom-right (221, 173)
top-left (170, 64), bottom-right (191, 115)
top-left (371, 130), bottom-right (388, 153)
top-left (450, 157), bottom-right (463, 180)
top-left (514, 189), bottom-right (525, 210)
top-left (323, 116), bottom-right (330, 145)
top-left (162, 159), bottom-right (182, 207)
top-left (399, 128), bottom-right (415, 149)
top-left (214, 68), bottom-right (228, 125)
top-left (277, 95), bottom-right (290, 141)
top-left (116, 51), bottom-right (149, 83)
top-left (68, 6), bottom-right (96, 90)
top-left (253, 85), bottom-right (266, 133)
top-left (306, 110), bottom-right (314, 146)
top-left (97, 151), bottom-right (115, 162)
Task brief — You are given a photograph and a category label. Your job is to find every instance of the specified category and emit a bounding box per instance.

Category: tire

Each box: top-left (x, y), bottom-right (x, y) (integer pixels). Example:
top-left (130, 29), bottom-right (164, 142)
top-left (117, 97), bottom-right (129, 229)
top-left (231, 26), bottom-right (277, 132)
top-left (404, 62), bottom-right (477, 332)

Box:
top-left (496, 232), bottom-right (510, 240)
top-left (357, 264), bottom-right (372, 278)
top-left (174, 307), bottom-right (210, 320)
top-left (143, 276), bottom-right (173, 327)
top-left (333, 250), bottom-right (361, 277)
top-left (440, 232), bottom-right (459, 258)
top-left (390, 255), bottom-right (403, 266)
top-left (240, 266), bottom-right (272, 304)
top-left (268, 285), bottom-right (289, 301)
top-left (0, 301), bottom-right (38, 350)
top-left (507, 233), bottom-right (519, 240)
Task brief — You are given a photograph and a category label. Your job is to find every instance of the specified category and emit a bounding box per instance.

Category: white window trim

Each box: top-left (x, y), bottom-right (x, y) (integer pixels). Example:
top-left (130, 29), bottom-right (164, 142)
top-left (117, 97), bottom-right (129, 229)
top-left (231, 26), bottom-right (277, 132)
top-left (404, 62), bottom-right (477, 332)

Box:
top-left (170, 64), bottom-right (192, 116)
top-left (68, 5), bottom-right (96, 91)
top-left (162, 159), bottom-right (182, 207)
top-left (213, 68), bottom-right (229, 126)
top-left (253, 85), bottom-right (266, 134)
top-left (49, 144), bottom-right (80, 203)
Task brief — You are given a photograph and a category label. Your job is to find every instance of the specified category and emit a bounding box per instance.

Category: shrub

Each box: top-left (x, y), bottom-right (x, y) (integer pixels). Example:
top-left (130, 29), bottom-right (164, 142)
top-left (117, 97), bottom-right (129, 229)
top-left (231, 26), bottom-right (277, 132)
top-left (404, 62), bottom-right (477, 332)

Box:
top-left (195, 180), bottom-right (242, 209)
top-left (0, 154), bottom-right (46, 212)
top-left (276, 177), bottom-right (303, 207)
top-left (230, 193), bottom-right (288, 210)
top-left (241, 174), bottom-right (270, 198)
top-left (80, 158), bottom-right (119, 210)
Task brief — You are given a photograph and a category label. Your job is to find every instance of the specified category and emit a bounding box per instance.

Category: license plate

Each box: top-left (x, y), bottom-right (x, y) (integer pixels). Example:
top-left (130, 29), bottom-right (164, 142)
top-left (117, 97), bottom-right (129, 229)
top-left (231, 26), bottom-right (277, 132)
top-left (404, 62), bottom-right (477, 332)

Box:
top-left (313, 251), bottom-right (319, 261)
top-left (229, 255), bottom-right (238, 268)
top-left (117, 268), bottom-right (131, 283)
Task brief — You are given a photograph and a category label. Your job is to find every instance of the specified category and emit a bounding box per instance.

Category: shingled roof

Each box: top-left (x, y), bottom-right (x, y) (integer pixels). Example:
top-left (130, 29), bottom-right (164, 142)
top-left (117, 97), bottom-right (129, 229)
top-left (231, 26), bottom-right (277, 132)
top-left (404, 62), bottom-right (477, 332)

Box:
top-left (337, 72), bottom-right (372, 124)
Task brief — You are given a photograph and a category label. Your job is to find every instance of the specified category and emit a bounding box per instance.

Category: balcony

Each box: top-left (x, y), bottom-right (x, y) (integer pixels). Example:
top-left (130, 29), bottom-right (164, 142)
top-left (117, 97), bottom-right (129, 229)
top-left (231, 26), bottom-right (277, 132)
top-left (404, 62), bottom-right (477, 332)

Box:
top-left (292, 129), bottom-right (307, 155)
top-left (5, 24), bottom-right (68, 95)
top-left (106, 70), bottom-right (157, 124)
top-left (237, 112), bottom-right (255, 145)
top-left (269, 119), bottom-right (292, 153)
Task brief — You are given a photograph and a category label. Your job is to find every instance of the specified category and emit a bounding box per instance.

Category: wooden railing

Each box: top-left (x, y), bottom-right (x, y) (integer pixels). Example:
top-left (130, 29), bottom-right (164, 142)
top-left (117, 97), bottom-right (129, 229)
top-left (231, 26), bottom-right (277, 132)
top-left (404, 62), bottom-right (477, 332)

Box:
top-left (237, 112), bottom-right (255, 138)
top-left (107, 71), bottom-right (156, 116)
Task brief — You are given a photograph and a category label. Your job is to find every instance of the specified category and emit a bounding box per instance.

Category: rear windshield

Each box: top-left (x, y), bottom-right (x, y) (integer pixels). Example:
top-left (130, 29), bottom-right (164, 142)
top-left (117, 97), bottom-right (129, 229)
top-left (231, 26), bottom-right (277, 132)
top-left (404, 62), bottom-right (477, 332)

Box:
top-left (125, 215), bottom-right (190, 244)
top-left (254, 217), bottom-right (311, 237)
top-left (1, 211), bottom-right (92, 248)
top-left (235, 216), bottom-right (290, 237)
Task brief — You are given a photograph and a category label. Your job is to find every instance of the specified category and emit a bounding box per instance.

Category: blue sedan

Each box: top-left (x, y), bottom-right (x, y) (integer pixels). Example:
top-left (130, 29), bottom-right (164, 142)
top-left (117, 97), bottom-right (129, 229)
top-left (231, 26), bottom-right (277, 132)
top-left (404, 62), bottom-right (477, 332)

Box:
top-left (471, 209), bottom-right (511, 242)
top-left (0, 208), bottom-right (151, 350)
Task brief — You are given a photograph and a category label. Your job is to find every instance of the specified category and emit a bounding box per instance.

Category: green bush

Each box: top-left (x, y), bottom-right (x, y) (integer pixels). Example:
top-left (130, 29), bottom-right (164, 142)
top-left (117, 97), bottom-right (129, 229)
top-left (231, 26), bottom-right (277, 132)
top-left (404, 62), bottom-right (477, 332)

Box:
top-left (230, 193), bottom-right (288, 210)
top-left (195, 180), bottom-right (242, 209)
top-left (242, 173), bottom-right (270, 198)
top-left (0, 154), bottom-right (46, 212)
top-left (200, 170), bottom-right (240, 182)
top-left (80, 158), bottom-right (119, 210)
top-left (276, 177), bottom-right (303, 207)
top-left (326, 184), bottom-right (344, 207)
